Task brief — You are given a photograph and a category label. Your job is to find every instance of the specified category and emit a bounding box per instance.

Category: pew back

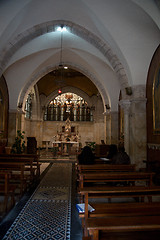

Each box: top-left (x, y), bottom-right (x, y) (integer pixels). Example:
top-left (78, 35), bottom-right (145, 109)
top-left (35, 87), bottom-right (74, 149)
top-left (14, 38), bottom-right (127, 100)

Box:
top-left (78, 164), bottom-right (136, 173)
top-left (79, 171), bottom-right (155, 189)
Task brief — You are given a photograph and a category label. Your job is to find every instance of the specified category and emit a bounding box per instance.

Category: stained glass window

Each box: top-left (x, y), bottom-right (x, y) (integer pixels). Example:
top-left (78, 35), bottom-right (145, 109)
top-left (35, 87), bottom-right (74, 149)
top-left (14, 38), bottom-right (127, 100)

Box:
top-left (25, 93), bottom-right (33, 119)
top-left (44, 92), bottom-right (93, 122)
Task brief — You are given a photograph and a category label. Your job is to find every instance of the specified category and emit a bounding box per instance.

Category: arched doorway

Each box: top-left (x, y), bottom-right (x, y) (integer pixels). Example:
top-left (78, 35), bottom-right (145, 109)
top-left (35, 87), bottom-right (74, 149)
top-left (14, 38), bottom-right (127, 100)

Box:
top-left (146, 44), bottom-right (160, 183)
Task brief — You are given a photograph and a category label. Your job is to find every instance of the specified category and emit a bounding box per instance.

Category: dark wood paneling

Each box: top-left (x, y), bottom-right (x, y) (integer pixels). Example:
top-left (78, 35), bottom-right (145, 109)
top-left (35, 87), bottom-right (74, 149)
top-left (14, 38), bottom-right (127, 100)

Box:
top-left (146, 44), bottom-right (160, 144)
top-left (146, 44), bottom-right (160, 170)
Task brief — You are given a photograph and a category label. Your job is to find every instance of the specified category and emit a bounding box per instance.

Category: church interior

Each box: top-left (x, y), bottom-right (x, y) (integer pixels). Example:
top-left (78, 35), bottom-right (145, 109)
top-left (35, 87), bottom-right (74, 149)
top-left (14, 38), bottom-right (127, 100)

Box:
top-left (0, 1), bottom-right (160, 239)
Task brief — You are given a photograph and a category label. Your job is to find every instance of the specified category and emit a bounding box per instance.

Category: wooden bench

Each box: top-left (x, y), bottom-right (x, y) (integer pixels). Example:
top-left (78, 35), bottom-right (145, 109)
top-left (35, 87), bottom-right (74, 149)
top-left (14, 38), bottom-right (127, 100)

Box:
top-left (0, 153), bottom-right (41, 178)
top-left (86, 215), bottom-right (160, 240)
top-left (0, 162), bottom-right (30, 194)
top-left (80, 201), bottom-right (160, 234)
top-left (79, 186), bottom-right (160, 235)
top-left (79, 201), bottom-right (160, 219)
top-left (0, 171), bottom-right (17, 212)
top-left (78, 171), bottom-right (155, 189)
top-left (79, 185), bottom-right (160, 239)
top-left (0, 156), bottom-right (39, 182)
top-left (79, 185), bottom-right (160, 207)
top-left (77, 164), bottom-right (136, 173)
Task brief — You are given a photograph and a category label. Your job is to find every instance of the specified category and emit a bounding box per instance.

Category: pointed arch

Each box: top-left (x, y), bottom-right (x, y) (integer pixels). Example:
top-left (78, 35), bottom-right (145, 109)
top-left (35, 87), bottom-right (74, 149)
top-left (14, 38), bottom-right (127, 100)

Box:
top-left (0, 20), bottom-right (129, 109)
top-left (18, 62), bottom-right (110, 111)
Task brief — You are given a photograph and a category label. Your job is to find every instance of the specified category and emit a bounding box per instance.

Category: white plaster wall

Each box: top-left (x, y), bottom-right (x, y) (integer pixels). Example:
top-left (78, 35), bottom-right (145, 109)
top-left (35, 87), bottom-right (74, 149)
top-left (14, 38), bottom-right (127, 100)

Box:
top-left (4, 45), bottom-right (120, 111)
top-left (0, 0), bottom-right (159, 92)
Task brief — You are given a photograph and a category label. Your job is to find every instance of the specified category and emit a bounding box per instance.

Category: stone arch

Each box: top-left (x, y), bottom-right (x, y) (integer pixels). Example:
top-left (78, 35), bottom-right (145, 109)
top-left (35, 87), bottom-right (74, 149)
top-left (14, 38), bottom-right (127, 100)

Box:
top-left (44, 86), bottom-right (93, 107)
top-left (18, 62), bottom-right (110, 111)
top-left (0, 20), bottom-right (129, 108)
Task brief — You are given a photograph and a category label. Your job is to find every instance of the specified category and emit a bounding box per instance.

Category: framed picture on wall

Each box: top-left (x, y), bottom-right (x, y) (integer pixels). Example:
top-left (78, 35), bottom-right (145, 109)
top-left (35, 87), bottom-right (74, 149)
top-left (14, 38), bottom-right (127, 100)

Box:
top-left (153, 64), bottom-right (160, 134)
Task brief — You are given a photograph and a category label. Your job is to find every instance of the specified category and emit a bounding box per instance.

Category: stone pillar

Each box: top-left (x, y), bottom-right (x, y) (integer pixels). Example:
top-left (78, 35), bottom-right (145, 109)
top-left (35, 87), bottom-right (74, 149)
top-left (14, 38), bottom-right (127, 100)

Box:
top-left (105, 112), bottom-right (111, 145)
top-left (130, 98), bottom-right (147, 168)
top-left (8, 109), bottom-right (24, 146)
top-left (119, 100), bottom-right (131, 155)
top-left (110, 111), bottom-right (119, 145)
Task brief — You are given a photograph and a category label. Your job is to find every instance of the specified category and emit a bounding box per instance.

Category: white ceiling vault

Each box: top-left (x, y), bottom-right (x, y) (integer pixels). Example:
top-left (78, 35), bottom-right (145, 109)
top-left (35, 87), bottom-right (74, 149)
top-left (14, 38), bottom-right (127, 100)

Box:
top-left (0, 0), bottom-right (159, 111)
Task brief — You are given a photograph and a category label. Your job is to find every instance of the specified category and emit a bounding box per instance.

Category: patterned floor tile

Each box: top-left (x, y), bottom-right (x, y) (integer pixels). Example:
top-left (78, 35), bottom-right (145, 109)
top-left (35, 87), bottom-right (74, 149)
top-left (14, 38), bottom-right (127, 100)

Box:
top-left (32, 187), bottom-right (69, 201)
top-left (3, 163), bottom-right (72, 240)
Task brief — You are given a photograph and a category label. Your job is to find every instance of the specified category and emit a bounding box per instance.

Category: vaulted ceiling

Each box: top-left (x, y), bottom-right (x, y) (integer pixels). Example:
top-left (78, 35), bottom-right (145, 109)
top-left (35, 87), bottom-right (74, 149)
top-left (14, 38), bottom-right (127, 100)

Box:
top-left (0, 0), bottom-right (159, 110)
top-left (37, 68), bottom-right (99, 97)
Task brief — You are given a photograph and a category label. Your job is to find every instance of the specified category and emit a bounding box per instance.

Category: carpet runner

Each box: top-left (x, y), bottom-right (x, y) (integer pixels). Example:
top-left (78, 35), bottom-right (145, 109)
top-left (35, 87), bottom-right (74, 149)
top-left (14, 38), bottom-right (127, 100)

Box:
top-left (2, 163), bottom-right (72, 240)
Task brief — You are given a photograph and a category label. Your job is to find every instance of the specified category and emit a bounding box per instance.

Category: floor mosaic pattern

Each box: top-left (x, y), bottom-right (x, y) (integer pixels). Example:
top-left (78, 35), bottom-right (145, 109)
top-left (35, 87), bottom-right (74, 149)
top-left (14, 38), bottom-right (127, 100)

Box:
top-left (2, 163), bottom-right (72, 240)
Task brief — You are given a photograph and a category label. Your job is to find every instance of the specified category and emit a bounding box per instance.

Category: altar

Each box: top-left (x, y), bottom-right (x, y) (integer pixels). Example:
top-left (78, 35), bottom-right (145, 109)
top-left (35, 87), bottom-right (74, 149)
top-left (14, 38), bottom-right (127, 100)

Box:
top-left (51, 118), bottom-right (80, 155)
top-left (52, 141), bottom-right (79, 155)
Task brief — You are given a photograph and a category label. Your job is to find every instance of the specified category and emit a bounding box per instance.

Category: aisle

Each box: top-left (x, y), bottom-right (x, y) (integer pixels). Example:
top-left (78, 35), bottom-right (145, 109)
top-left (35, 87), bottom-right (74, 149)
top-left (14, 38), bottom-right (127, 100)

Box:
top-left (2, 163), bottom-right (72, 240)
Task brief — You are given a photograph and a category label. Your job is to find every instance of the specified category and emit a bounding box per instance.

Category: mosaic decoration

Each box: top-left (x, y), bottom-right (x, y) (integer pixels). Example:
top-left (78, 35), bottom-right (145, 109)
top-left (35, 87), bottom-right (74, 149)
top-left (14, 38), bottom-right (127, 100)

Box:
top-left (32, 187), bottom-right (69, 201)
top-left (3, 163), bottom-right (72, 240)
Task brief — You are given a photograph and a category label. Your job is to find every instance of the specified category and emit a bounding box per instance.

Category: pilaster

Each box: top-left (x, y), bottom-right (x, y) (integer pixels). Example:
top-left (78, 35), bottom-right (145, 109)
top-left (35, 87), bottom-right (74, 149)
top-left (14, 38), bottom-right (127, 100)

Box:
top-left (119, 100), bottom-right (131, 154)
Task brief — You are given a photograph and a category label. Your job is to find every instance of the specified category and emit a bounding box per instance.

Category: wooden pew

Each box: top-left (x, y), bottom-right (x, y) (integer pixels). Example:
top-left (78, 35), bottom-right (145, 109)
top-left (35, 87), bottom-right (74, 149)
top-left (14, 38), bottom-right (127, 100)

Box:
top-left (0, 156), bottom-right (38, 181)
top-left (0, 153), bottom-right (41, 178)
top-left (86, 215), bottom-right (160, 240)
top-left (77, 164), bottom-right (136, 173)
top-left (0, 162), bottom-right (29, 194)
top-left (79, 186), bottom-right (160, 239)
top-left (79, 185), bottom-right (160, 234)
top-left (0, 171), bottom-right (17, 212)
top-left (78, 171), bottom-right (155, 189)
top-left (79, 201), bottom-right (160, 233)
top-left (79, 186), bottom-right (160, 210)
top-left (76, 164), bottom-right (136, 190)
top-left (79, 201), bottom-right (160, 219)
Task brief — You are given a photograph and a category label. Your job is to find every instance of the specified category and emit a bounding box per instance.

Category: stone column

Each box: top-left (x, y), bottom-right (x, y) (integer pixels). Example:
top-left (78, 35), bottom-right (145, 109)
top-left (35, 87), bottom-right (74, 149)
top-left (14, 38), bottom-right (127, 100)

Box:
top-left (105, 112), bottom-right (111, 145)
top-left (130, 98), bottom-right (147, 169)
top-left (8, 108), bottom-right (24, 146)
top-left (110, 111), bottom-right (119, 145)
top-left (119, 100), bottom-right (131, 155)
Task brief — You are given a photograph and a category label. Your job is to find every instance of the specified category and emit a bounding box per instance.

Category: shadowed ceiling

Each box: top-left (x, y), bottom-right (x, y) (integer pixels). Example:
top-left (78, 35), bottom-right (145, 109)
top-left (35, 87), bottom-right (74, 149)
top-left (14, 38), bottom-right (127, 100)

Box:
top-left (37, 68), bottom-right (99, 97)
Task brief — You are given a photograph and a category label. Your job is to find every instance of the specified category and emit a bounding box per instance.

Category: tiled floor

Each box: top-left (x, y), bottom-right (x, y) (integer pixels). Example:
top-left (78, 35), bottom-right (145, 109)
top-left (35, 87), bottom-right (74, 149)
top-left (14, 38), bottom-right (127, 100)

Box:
top-left (1, 158), bottom-right (160, 240)
top-left (71, 163), bottom-right (83, 240)
top-left (0, 160), bottom-right (83, 240)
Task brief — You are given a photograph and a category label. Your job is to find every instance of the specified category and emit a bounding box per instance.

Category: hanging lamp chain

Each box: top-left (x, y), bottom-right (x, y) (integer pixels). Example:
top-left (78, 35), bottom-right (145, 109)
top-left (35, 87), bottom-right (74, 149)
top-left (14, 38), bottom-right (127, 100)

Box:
top-left (59, 26), bottom-right (64, 94)
top-left (59, 27), bottom-right (63, 67)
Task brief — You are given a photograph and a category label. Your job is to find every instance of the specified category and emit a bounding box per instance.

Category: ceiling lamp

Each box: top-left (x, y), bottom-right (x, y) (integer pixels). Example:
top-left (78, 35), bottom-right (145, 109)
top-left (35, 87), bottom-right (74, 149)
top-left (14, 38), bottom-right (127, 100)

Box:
top-left (58, 25), bottom-right (65, 94)
top-left (57, 26), bottom-right (67, 32)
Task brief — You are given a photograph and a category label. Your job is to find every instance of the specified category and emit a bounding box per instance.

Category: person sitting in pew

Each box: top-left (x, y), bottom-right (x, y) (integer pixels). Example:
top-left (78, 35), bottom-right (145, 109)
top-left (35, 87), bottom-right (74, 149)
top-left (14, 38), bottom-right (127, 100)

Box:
top-left (106, 144), bottom-right (118, 160)
top-left (111, 145), bottom-right (130, 165)
top-left (78, 146), bottom-right (95, 165)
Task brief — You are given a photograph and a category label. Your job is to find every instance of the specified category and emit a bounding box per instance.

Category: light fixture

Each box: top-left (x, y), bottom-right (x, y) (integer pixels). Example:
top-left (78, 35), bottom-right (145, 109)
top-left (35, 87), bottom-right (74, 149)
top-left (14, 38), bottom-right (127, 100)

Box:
top-left (58, 25), bottom-right (65, 94)
top-left (125, 87), bottom-right (132, 95)
top-left (105, 104), bottom-right (110, 110)
top-left (58, 89), bottom-right (62, 94)
top-left (59, 25), bottom-right (64, 67)
top-left (57, 26), bottom-right (67, 32)
top-left (57, 26), bottom-right (69, 97)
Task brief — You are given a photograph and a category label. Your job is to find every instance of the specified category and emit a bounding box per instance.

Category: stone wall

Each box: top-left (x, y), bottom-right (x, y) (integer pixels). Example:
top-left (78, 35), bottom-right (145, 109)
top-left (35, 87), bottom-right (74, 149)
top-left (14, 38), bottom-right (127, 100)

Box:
top-left (23, 119), bottom-right (105, 148)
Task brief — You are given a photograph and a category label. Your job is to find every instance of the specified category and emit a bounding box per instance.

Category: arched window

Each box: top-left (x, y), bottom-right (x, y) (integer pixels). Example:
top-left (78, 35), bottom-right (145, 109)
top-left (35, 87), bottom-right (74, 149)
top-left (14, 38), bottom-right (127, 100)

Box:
top-left (25, 93), bottom-right (33, 119)
top-left (44, 92), bottom-right (93, 122)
